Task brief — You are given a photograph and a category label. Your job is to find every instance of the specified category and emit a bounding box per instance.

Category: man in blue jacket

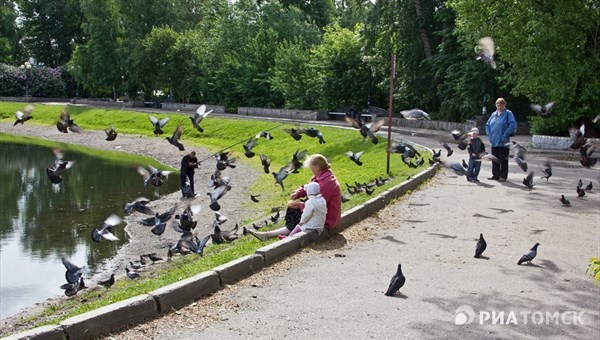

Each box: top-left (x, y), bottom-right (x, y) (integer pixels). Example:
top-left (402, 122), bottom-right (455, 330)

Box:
top-left (485, 98), bottom-right (517, 182)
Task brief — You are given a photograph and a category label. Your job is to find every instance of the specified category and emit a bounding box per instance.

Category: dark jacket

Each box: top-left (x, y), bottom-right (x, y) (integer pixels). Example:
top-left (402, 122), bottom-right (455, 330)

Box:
top-left (180, 155), bottom-right (198, 175)
top-left (467, 137), bottom-right (485, 159)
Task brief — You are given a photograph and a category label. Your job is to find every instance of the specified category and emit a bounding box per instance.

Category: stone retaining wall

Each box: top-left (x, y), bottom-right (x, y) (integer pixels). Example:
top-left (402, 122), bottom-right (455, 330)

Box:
top-left (238, 107), bottom-right (329, 120)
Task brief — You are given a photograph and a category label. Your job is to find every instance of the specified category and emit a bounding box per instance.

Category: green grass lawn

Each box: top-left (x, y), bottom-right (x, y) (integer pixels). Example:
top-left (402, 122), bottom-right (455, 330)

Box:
top-left (0, 101), bottom-right (432, 333)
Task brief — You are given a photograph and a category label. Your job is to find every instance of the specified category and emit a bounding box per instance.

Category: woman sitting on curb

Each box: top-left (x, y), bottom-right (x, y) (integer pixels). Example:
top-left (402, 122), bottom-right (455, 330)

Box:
top-left (247, 154), bottom-right (342, 241)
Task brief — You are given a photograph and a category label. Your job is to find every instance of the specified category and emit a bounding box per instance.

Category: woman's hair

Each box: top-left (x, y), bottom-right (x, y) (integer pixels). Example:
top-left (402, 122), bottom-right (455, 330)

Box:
top-left (304, 154), bottom-right (330, 170)
top-left (495, 97), bottom-right (506, 105)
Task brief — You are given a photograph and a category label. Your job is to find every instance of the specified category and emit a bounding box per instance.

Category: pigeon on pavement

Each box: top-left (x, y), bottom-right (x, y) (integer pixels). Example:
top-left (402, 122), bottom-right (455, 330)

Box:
top-left (384, 264), bottom-right (406, 296)
top-left (517, 243), bottom-right (540, 265)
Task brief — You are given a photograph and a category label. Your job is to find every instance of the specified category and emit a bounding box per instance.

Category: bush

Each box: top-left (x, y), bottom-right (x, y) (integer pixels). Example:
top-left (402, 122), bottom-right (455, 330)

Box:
top-left (0, 63), bottom-right (67, 98)
top-left (0, 63), bottom-right (26, 96)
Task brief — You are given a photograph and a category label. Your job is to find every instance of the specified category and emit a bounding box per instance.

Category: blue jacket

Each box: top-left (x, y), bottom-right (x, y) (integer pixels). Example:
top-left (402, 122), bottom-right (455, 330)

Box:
top-left (485, 109), bottom-right (516, 147)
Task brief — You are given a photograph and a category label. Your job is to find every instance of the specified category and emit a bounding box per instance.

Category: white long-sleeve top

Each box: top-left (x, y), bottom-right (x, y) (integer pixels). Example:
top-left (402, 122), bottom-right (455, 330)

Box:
top-left (299, 194), bottom-right (327, 233)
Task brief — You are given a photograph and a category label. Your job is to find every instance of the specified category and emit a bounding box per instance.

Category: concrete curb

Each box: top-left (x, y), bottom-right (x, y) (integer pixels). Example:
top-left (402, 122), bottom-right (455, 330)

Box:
top-left (4, 164), bottom-right (438, 340)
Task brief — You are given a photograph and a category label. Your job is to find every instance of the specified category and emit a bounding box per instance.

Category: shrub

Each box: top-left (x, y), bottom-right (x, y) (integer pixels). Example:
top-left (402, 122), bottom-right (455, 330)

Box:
top-left (0, 63), bottom-right (67, 98)
top-left (0, 63), bottom-right (26, 96)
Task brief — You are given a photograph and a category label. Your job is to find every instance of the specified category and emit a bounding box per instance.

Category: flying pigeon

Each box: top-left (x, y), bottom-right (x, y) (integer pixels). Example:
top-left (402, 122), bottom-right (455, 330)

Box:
top-left (579, 141), bottom-right (599, 168)
top-left (215, 151), bottom-right (237, 170)
top-left (250, 194), bottom-right (260, 203)
top-left (384, 264), bottom-right (406, 296)
top-left (61, 257), bottom-right (88, 284)
top-left (125, 268), bottom-right (140, 280)
top-left (568, 124), bottom-right (586, 149)
top-left (149, 115), bottom-right (169, 135)
top-left (272, 163), bottom-right (294, 190)
top-left (290, 149), bottom-right (307, 172)
top-left (105, 124), bottom-right (118, 141)
top-left (283, 128), bottom-right (303, 141)
top-left (190, 104), bottom-right (212, 133)
top-left (345, 116), bottom-right (385, 144)
top-left (123, 197), bottom-right (154, 215)
top-left (46, 149), bottom-right (75, 184)
top-left (446, 162), bottom-right (468, 177)
top-left (530, 102), bottom-right (555, 118)
top-left (56, 110), bottom-right (83, 133)
top-left (259, 154), bottom-right (271, 174)
top-left (540, 161), bottom-right (552, 181)
top-left (256, 131), bottom-right (273, 140)
top-left (13, 104), bottom-right (34, 126)
top-left (559, 195), bottom-right (571, 206)
top-left (474, 233), bottom-right (487, 258)
top-left (243, 138), bottom-right (258, 158)
top-left (523, 171), bottom-right (534, 189)
top-left (207, 183), bottom-right (232, 211)
top-left (517, 243), bottom-right (540, 265)
top-left (136, 165), bottom-right (171, 187)
top-left (300, 127), bottom-right (326, 144)
top-left (177, 204), bottom-right (200, 231)
top-left (400, 108), bottom-right (430, 120)
top-left (477, 152), bottom-right (501, 164)
top-left (476, 36), bottom-right (496, 69)
top-left (91, 214), bottom-right (123, 242)
top-left (346, 151), bottom-right (364, 166)
top-left (441, 142), bottom-right (453, 157)
top-left (166, 124), bottom-right (185, 151)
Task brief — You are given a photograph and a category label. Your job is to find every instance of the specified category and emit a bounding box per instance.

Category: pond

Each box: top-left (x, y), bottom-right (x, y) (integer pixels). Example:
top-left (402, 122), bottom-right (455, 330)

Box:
top-left (0, 141), bottom-right (179, 319)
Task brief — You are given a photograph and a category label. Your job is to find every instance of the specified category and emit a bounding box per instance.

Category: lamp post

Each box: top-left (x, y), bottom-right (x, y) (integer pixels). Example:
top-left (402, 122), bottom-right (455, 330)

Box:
top-left (20, 62), bottom-right (32, 96)
top-left (362, 55), bottom-right (374, 114)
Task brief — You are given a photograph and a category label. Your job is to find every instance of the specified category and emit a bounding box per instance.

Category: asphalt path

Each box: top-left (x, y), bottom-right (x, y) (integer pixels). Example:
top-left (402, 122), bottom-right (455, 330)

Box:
top-left (111, 124), bottom-right (600, 340)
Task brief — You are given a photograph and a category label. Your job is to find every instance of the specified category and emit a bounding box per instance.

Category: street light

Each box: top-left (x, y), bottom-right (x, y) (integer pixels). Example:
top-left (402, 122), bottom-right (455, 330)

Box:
top-left (20, 62), bottom-right (32, 96)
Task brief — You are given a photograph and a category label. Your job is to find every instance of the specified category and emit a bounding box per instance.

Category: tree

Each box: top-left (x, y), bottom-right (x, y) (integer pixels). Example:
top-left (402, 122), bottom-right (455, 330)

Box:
top-left (449, 0), bottom-right (600, 135)
top-left (70, 0), bottom-right (123, 97)
top-left (0, 0), bottom-right (20, 64)
top-left (17, 0), bottom-right (84, 67)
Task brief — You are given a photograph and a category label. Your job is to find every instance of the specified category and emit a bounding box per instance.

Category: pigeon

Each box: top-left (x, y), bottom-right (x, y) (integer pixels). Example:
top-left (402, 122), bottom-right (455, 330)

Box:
top-left (272, 163), bottom-right (294, 190)
top-left (577, 179), bottom-right (583, 189)
top-left (517, 243), bottom-right (540, 265)
top-left (477, 152), bottom-right (501, 164)
top-left (139, 255), bottom-right (146, 266)
top-left (559, 195), bottom-right (571, 206)
top-left (300, 127), bottom-right (326, 144)
top-left (474, 233), bottom-right (487, 258)
top-left (568, 124), bottom-right (586, 149)
top-left (290, 149), bottom-right (307, 171)
top-left (62, 277), bottom-right (86, 297)
top-left (270, 210), bottom-right (280, 223)
top-left (105, 124), bottom-right (118, 141)
top-left (250, 194), bottom-right (260, 203)
top-left (13, 104), bottom-right (34, 126)
top-left (123, 197), bottom-right (154, 215)
top-left (476, 36), bottom-right (496, 69)
top-left (46, 149), bottom-right (75, 184)
top-left (136, 165), bottom-right (172, 187)
top-left (125, 268), bottom-right (140, 280)
top-left (146, 253), bottom-right (164, 263)
top-left (441, 142), bottom-right (453, 157)
top-left (149, 115), bottom-right (169, 135)
top-left (384, 264), bottom-right (406, 296)
top-left (243, 138), bottom-right (258, 158)
top-left (98, 273), bottom-right (115, 288)
top-left (190, 104), bottom-right (213, 133)
top-left (214, 211), bottom-right (228, 224)
top-left (540, 161), bottom-right (552, 181)
top-left (579, 141), bottom-right (599, 168)
top-left (346, 151), bottom-right (364, 166)
top-left (177, 204), bottom-right (200, 231)
top-left (577, 186), bottom-right (586, 198)
top-left (283, 128), bottom-right (303, 141)
top-left (585, 181), bottom-right (593, 192)
top-left (91, 214), bottom-right (123, 242)
top-left (530, 102), bottom-right (555, 118)
top-left (56, 110), bottom-right (83, 133)
top-left (513, 156), bottom-right (528, 172)
top-left (207, 170), bottom-right (230, 188)
top-left (166, 124), bottom-right (185, 151)
top-left (215, 151), bottom-right (237, 170)
top-left (61, 258), bottom-right (87, 284)
top-left (432, 149), bottom-right (441, 159)
top-left (400, 108), bottom-right (430, 120)
top-left (129, 261), bottom-right (143, 270)
top-left (259, 154), bottom-right (271, 174)
top-left (523, 171), bottom-right (534, 189)
top-left (451, 130), bottom-right (469, 142)
top-left (359, 119), bottom-right (386, 144)
top-left (207, 183), bottom-right (232, 211)
top-left (256, 131), bottom-right (273, 140)
top-left (461, 159), bottom-right (468, 169)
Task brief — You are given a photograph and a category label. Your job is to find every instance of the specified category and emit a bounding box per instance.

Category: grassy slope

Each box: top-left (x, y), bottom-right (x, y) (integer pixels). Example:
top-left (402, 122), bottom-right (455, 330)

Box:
top-left (0, 102), bottom-right (431, 331)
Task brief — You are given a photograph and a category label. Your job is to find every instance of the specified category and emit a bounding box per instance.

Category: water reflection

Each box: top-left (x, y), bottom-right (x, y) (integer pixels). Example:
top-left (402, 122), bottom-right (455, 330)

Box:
top-left (0, 142), bottom-right (179, 318)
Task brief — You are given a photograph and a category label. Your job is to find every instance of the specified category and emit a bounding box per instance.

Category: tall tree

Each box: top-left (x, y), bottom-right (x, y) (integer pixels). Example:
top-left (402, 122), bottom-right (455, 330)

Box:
top-left (449, 0), bottom-right (600, 135)
top-left (0, 0), bottom-right (19, 64)
top-left (17, 0), bottom-right (83, 67)
top-left (70, 0), bottom-right (123, 97)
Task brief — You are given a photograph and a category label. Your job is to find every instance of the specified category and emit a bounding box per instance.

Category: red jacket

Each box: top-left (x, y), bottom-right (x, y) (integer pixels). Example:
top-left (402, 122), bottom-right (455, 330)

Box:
top-left (292, 169), bottom-right (342, 229)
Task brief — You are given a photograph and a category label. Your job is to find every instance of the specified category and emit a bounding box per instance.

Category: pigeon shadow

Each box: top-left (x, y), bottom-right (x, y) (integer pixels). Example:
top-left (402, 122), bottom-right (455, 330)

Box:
top-left (427, 233), bottom-right (457, 239)
top-left (518, 262), bottom-right (543, 268)
top-left (530, 229), bottom-right (546, 234)
top-left (472, 213), bottom-right (497, 219)
top-left (488, 208), bottom-right (514, 214)
top-left (538, 259), bottom-right (562, 273)
top-left (402, 219), bottom-right (426, 223)
top-left (408, 203), bottom-right (430, 207)
top-left (475, 181), bottom-right (494, 188)
top-left (474, 255), bottom-right (490, 260)
top-left (381, 235), bottom-right (406, 244)
top-left (500, 180), bottom-right (523, 189)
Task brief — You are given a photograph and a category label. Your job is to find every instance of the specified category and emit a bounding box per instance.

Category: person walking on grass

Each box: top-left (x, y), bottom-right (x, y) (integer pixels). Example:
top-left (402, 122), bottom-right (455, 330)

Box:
top-left (485, 98), bottom-right (517, 182)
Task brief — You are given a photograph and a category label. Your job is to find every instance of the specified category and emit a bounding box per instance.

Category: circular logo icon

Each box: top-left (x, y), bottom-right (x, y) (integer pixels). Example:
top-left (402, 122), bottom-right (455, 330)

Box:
top-left (455, 305), bottom-right (475, 325)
